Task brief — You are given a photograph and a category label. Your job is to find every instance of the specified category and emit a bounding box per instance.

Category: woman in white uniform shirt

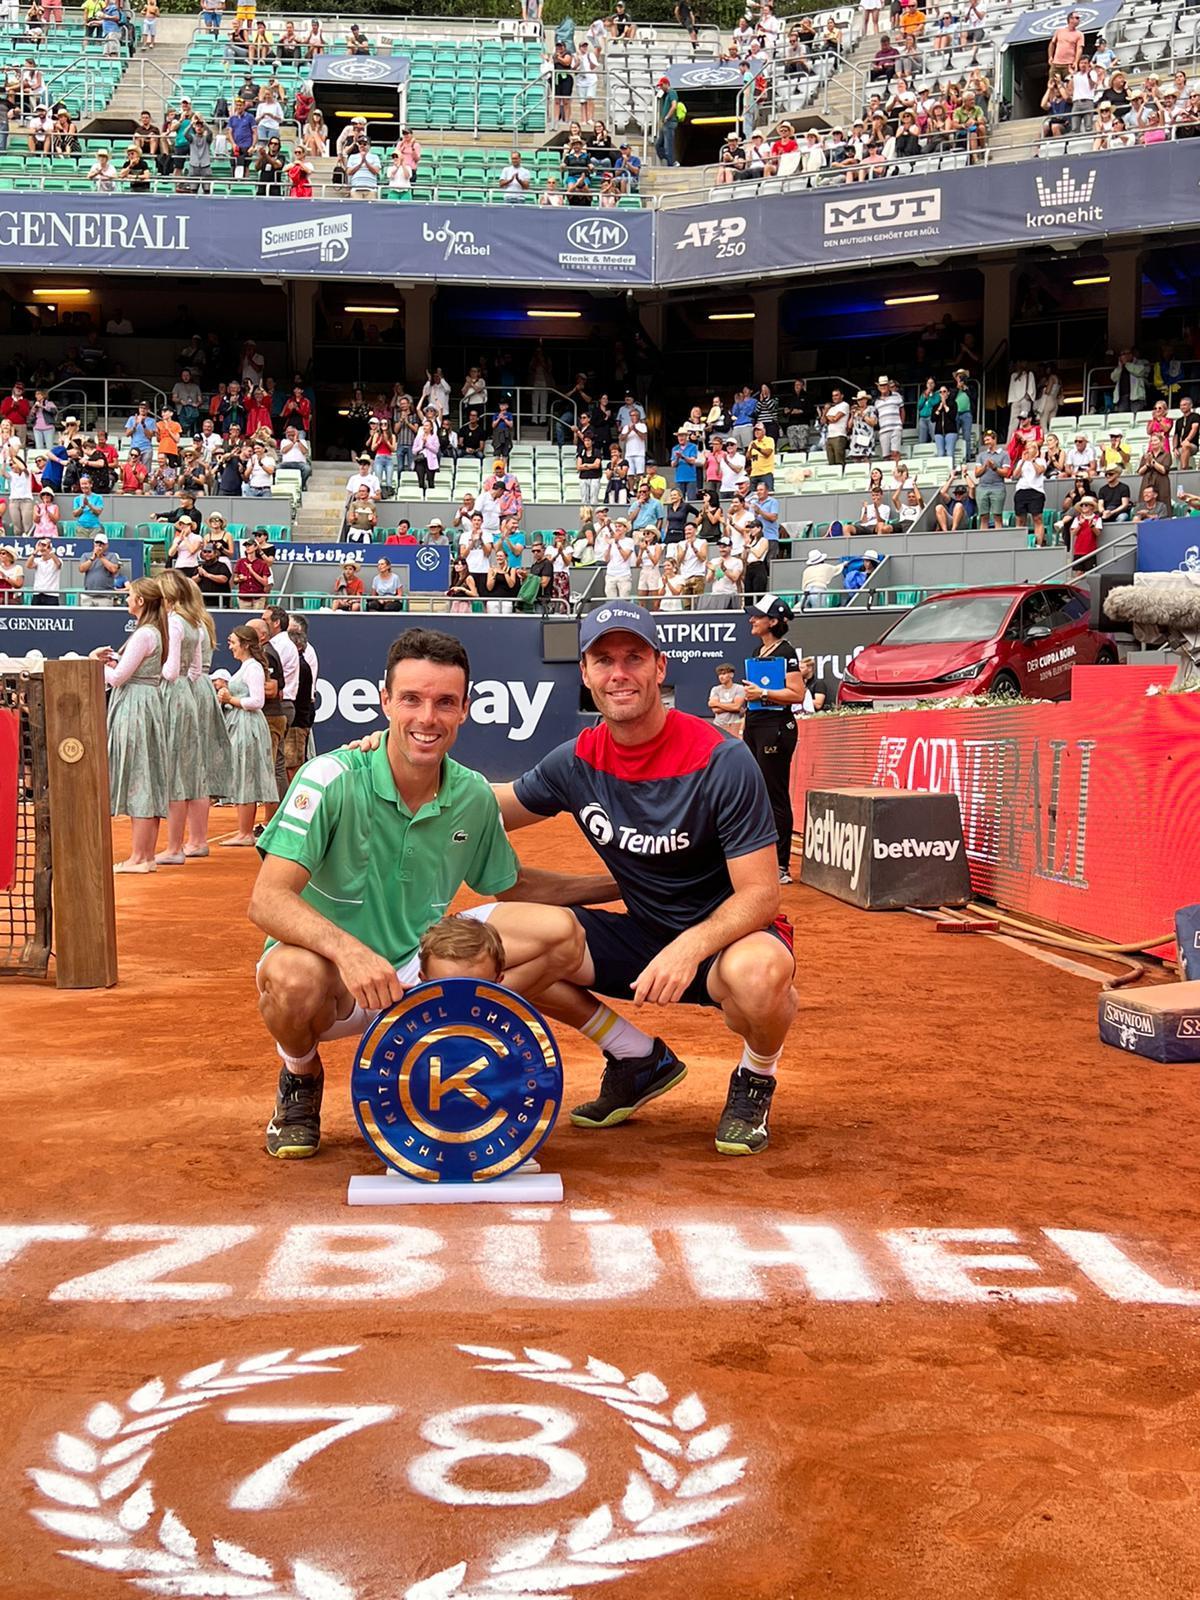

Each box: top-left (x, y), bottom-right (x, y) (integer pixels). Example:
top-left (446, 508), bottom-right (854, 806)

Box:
top-left (216, 626), bottom-right (279, 845)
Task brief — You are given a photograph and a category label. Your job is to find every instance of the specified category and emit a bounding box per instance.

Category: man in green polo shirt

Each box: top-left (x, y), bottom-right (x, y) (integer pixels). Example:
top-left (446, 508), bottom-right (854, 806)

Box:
top-left (251, 627), bottom-right (612, 1159)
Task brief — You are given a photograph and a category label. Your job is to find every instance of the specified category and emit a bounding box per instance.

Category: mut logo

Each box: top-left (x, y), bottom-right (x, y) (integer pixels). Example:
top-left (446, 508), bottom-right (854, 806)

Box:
top-left (824, 188), bottom-right (941, 235)
top-left (1027, 166), bottom-right (1103, 228)
top-left (1035, 167), bottom-right (1097, 207)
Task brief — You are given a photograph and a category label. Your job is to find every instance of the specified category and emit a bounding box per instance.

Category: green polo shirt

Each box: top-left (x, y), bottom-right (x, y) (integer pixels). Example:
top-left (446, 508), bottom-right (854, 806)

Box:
top-left (257, 741), bottom-right (519, 964)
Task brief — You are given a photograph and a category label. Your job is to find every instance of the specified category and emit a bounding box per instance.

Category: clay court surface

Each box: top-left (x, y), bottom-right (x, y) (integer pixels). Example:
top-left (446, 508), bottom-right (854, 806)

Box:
top-left (4, 812), bottom-right (1200, 1600)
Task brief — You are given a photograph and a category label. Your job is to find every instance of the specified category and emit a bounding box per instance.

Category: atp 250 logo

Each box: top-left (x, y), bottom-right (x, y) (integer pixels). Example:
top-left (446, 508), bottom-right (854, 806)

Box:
top-left (674, 215), bottom-right (746, 259)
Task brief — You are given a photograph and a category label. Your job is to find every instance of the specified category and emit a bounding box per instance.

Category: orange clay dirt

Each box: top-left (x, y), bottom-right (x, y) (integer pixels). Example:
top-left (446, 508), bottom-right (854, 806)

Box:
top-left (4, 811), bottom-right (1200, 1600)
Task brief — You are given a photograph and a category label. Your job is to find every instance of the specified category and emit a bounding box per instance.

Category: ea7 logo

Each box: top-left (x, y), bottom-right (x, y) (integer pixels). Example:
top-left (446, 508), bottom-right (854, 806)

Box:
top-left (675, 216), bottom-right (747, 250)
top-left (823, 189), bottom-right (941, 235)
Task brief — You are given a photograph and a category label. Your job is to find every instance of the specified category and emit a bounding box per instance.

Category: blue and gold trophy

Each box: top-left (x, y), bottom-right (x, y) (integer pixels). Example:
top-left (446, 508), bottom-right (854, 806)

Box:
top-left (346, 979), bottom-right (565, 1205)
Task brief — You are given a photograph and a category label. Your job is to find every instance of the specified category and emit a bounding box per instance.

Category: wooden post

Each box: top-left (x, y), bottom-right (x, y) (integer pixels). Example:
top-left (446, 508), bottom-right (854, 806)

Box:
top-left (43, 658), bottom-right (117, 989)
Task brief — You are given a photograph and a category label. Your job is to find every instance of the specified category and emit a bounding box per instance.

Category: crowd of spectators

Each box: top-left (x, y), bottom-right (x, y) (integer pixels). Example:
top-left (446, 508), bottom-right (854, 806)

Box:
top-left (1040, 13), bottom-right (1200, 147)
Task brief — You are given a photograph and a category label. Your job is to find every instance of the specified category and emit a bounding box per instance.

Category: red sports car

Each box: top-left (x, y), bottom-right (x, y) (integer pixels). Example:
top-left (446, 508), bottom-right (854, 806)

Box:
top-left (837, 583), bottom-right (1118, 706)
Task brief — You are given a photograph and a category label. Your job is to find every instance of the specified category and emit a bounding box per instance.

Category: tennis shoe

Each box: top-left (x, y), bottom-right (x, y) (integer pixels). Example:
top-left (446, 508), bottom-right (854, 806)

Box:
top-left (715, 1067), bottom-right (776, 1156)
top-left (265, 1063), bottom-right (324, 1159)
top-left (570, 1038), bottom-right (688, 1128)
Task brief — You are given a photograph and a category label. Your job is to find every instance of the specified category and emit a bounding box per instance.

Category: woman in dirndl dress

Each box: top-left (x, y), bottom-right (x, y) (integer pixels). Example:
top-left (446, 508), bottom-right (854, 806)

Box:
top-left (159, 570), bottom-right (233, 856)
top-left (215, 625), bottom-right (278, 845)
top-left (89, 576), bottom-right (170, 874)
top-left (155, 575), bottom-right (205, 866)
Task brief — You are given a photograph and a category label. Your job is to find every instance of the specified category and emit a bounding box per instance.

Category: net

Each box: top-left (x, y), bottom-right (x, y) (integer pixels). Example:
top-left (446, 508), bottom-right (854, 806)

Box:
top-left (0, 668), bottom-right (51, 977)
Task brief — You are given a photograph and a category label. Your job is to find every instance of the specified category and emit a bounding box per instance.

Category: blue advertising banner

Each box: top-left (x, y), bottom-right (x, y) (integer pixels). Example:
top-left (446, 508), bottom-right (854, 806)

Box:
top-left (311, 53), bottom-right (410, 86)
top-left (0, 536), bottom-right (144, 577)
top-left (1003, 0), bottom-right (1124, 47)
top-left (0, 195), bottom-right (655, 286)
top-left (656, 143), bottom-right (1194, 286)
top-left (1136, 518), bottom-right (1200, 574)
top-left (0, 609), bottom-right (790, 772)
top-left (270, 541), bottom-right (450, 592)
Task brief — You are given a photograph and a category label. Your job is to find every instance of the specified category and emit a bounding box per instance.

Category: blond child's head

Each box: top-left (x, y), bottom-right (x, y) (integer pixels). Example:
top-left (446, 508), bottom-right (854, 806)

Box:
top-left (418, 915), bottom-right (505, 983)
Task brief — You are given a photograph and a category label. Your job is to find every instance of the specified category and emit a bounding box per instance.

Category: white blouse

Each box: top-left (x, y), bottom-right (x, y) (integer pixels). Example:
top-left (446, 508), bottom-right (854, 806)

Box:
top-left (232, 658), bottom-right (265, 712)
top-left (105, 624), bottom-right (159, 688)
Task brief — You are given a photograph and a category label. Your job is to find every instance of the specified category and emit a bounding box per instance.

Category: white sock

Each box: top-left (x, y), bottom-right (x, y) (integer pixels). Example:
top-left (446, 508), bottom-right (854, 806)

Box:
top-left (277, 1043), bottom-right (319, 1074)
top-left (738, 1043), bottom-right (782, 1079)
top-left (580, 1003), bottom-right (655, 1061)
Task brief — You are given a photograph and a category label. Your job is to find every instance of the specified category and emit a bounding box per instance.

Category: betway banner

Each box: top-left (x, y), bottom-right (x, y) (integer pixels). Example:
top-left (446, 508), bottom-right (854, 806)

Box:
top-left (0, 609), bottom-right (820, 772)
top-left (658, 144), bottom-right (1192, 285)
top-left (0, 197), bottom-right (654, 286)
top-left (789, 679), bottom-right (1200, 946)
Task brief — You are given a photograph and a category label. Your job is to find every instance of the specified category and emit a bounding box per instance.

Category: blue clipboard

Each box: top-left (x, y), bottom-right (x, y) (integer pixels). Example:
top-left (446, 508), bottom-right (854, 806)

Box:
top-left (745, 657), bottom-right (786, 692)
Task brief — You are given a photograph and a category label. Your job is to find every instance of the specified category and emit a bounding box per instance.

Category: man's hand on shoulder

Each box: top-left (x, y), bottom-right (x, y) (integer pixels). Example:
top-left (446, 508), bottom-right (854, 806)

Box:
top-left (345, 729), bottom-right (385, 753)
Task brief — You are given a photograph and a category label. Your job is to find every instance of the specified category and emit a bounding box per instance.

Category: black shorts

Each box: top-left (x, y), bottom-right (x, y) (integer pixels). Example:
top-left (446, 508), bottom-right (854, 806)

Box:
top-left (571, 905), bottom-right (794, 1009)
top-left (1014, 488), bottom-right (1045, 515)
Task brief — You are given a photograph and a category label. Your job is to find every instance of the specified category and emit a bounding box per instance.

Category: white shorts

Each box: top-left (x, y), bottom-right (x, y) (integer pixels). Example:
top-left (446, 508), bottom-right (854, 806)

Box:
top-left (256, 906), bottom-right (497, 1045)
top-left (879, 426), bottom-right (903, 455)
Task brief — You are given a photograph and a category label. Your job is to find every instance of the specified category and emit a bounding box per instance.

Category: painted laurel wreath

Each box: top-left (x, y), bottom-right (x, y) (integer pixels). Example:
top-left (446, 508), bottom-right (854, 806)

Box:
top-left (27, 1343), bottom-right (746, 1600)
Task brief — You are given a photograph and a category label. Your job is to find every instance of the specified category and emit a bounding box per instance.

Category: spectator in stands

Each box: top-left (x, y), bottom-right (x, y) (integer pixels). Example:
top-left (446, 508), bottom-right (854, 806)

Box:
top-left (967, 430), bottom-right (1009, 529)
top-left (1099, 427), bottom-right (1131, 473)
top-left (117, 447), bottom-right (147, 494)
top-left (783, 380), bottom-right (815, 456)
top-left (1012, 441), bottom-right (1048, 545)
top-left (196, 538), bottom-right (233, 607)
top-left (847, 391), bottom-right (877, 460)
top-left (78, 533), bottom-right (121, 607)
top-left (620, 406), bottom-right (647, 475)
top-left (1173, 398), bottom-right (1199, 471)
top-left (1, 383), bottom-right (28, 445)
top-left (855, 487), bottom-right (895, 537)
top-left (255, 136), bottom-right (285, 196)
top-left (330, 559), bottom-right (364, 612)
top-left (1111, 348), bottom-right (1150, 411)
top-left (932, 472), bottom-right (974, 532)
top-left (498, 150), bottom-right (531, 201)
top-left (241, 440), bottom-right (276, 499)
top-left (1096, 465), bottom-right (1131, 524)
top-left (1138, 436), bottom-right (1172, 506)
top-left (344, 484), bottom-right (378, 541)
top-left (821, 389), bottom-right (849, 466)
top-left (171, 369), bottom-right (202, 438)
top-left (0, 546), bottom-right (23, 604)
top-left (368, 557), bottom-right (401, 612)
top-left (1133, 484), bottom-right (1172, 522)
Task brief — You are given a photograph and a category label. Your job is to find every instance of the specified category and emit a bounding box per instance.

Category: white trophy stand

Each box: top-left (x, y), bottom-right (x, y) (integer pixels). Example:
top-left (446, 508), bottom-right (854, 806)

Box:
top-left (346, 1159), bottom-right (563, 1206)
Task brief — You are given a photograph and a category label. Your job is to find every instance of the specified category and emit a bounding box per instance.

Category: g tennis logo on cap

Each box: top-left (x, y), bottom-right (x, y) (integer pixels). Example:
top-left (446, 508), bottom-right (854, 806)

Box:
top-left (579, 802), bottom-right (614, 845)
top-left (351, 979), bottom-right (562, 1183)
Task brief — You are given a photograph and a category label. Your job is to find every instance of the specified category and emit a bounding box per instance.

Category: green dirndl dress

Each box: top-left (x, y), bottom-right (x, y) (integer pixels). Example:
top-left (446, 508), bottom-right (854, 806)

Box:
top-left (161, 616), bottom-right (205, 803)
top-left (108, 626), bottom-right (169, 820)
top-left (193, 633), bottom-right (234, 799)
top-left (223, 666), bottom-right (278, 805)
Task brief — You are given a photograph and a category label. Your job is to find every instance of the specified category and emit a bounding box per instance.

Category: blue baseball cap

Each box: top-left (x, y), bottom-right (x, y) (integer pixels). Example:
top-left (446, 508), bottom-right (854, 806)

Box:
top-left (579, 601), bottom-right (663, 656)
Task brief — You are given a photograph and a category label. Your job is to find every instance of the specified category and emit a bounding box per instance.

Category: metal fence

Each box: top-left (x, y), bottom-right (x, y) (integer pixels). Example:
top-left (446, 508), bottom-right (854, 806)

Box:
top-left (0, 668), bottom-right (51, 979)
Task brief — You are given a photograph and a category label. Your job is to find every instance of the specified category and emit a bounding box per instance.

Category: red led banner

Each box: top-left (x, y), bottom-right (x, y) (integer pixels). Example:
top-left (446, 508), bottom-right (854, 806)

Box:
top-left (790, 670), bottom-right (1199, 945)
top-left (0, 708), bottom-right (17, 894)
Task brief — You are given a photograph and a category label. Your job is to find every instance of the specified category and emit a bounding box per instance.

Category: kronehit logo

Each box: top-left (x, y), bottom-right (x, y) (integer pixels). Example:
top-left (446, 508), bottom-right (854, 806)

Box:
top-left (1027, 167), bottom-right (1103, 228)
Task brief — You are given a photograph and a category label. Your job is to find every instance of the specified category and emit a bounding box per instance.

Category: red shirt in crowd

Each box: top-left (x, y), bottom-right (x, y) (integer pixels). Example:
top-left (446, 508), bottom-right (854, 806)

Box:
top-left (234, 555), bottom-right (272, 596)
top-left (1, 392), bottom-right (30, 426)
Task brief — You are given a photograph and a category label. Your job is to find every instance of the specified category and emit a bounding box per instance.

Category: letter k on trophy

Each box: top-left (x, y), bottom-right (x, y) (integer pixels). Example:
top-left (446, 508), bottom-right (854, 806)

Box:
top-left (347, 979), bottom-right (564, 1205)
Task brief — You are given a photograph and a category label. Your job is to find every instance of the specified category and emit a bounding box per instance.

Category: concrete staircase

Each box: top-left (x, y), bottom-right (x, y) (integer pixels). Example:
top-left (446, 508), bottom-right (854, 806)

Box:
top-left (816, 36), bottom-right (878, 131)
top-left (292, 463), bottom-right (352, 543)
top-left (89, 40), bottom-right (189, 127)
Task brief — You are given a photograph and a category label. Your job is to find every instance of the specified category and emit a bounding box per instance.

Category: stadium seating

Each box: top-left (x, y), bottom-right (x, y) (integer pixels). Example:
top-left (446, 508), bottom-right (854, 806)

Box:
top-left (0, 22), bottom-right (127, 119)
top-left (176, 31), bottom-right (546, 132)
